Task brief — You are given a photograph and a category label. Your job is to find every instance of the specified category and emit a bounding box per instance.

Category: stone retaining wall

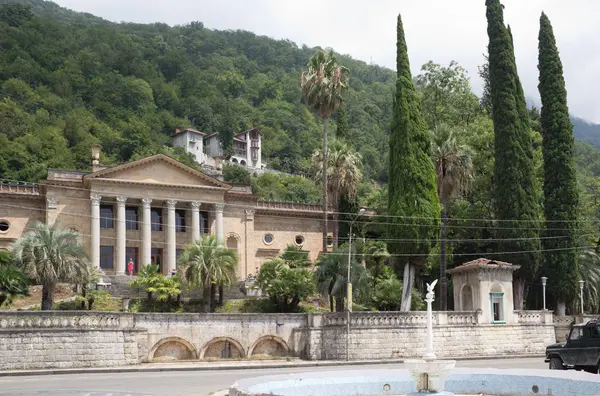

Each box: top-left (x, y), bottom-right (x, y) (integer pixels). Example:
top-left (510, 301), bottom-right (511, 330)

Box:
top-left (0, 310), bottom-right (578, 371)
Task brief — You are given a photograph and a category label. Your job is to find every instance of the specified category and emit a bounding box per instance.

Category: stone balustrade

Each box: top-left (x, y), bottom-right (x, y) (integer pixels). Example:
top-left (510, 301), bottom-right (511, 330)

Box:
top-left (0, 179), bottom-right (39, 195)
top-left (515, 310), bottom-right (554, 325)
top-left (255, 200), bottom-right (328, 212)
top-left (0, 311), bottom-right (121, 329)
top-left (321, 311), bottom-right (481, 327)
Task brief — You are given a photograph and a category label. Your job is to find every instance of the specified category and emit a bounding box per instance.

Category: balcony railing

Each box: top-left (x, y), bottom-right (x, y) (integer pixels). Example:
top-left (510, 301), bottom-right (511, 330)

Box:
top-left (251, 139), bottom-right (260, 148)
top-left (234, 149), bottom-right (247, 157)
top-left (203, 146), bottom-right (210, 155)
top-left (256, 200), bottom-right (331, 212)
top-left (0, 179), bottom-right (39, 195)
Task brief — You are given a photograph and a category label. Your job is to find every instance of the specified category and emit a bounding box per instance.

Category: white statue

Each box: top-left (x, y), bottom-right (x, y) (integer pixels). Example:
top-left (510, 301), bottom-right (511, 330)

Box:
top-left (425, 279), bottom-right (438, 302)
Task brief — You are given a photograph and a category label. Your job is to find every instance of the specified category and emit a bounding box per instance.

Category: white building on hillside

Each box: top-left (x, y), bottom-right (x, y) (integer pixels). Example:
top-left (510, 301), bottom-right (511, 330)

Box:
top-left (172, 127), bottom-right (263, 171)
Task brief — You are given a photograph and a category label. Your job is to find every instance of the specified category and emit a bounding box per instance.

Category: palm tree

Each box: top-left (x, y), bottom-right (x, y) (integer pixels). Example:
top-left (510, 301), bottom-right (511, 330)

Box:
top-left (10, 222), bottom-right (91, 310)
top-left (311, 139), bottom-right (362, 246)
top-left (430, 124), bottom-right (473, 311)
top-left (577, 247), bottom-right (600, 314)
top-left (177, 235), bottom-right (237, 313)
top-left (0, 266), bottom-right (30, 307)
top-left (315, 245), bottom-right (368, 312)
top-left (301, 49), bottom-right (350, 252)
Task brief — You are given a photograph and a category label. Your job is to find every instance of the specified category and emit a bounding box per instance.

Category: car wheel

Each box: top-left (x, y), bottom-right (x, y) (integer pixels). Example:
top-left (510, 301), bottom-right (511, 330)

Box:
top-left (549, 357), bottom-right (565, 370)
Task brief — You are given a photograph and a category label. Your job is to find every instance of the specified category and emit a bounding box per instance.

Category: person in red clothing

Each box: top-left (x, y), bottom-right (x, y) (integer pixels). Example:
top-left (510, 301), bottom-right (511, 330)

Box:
top-left (127, 259), bottom-right (134, 276)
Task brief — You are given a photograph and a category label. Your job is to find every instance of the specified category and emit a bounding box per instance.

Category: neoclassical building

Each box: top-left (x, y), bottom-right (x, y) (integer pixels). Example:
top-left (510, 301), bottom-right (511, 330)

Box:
top-left (0, 146), bottom-right (331, 279)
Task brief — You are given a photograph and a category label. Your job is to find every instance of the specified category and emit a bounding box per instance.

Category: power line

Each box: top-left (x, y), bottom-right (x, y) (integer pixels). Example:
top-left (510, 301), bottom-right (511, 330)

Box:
top-left (1, 178), bottom-right (595, 231)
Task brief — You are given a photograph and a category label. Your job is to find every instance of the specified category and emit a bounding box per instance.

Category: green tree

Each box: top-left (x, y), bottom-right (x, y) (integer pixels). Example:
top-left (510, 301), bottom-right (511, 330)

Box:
top-left (301, 50), bottom-right (350, 252)
top-left (538, 13), bottom-right (580, 315)
top-left (129, 264), bottom-right (162, 302)
top-left (388, 14), bottom-right (440, 312)
top-left (223, 164), bottom-right (252, 185)
top-left (255, 248), bottom-right (315, 313)
top-left (315, 245), bottom-right (369, 312)
top-left (311, 139), bottom-right (362, 246)
top-left (430, 124), bottom-right (473, 310)
top-left (0, 266), bottom-right (30, 307)
top-left (177, 235), bottom-right (237, 313)
top-left (486, 0), bottom-right (540, 309)
top-left (10, 222), bottom-right (91, 310)
top-left (415, 61), bottom-right (481, 128)
top-left (335, 107), bottom-right (349, 140)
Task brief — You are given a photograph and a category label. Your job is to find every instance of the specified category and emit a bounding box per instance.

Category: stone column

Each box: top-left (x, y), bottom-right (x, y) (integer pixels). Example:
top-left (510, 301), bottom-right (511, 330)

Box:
top-left (244, 209), bottom-right (255, 279)
top-left (90, 194), bottom-right (102, 269)
top-left (141, 198), bottom-right (152, 266)
top-left (46, 196), bottom-right (58, 226)
top-left (166, 200), bottom-right (177, 274)
top-left (116, 196), bottom-right (127, 275)
top-left (215, 203), bottom-right (225, 241)
top-left (190, 201), bottom-right (201, 243)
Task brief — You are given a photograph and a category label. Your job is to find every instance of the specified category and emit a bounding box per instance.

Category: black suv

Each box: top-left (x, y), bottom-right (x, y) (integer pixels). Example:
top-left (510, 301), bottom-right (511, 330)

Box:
top-left (545, 320), bottom-right (600, 373)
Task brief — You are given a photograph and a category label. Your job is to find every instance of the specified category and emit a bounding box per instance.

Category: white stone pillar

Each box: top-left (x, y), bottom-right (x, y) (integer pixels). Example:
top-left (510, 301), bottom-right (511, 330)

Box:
top-left (166, 200), bottom-right (177, 274)
top-left (190, 201), bottom-right (201, 243)
top-left (141, 198), bottom-right (152, 266)
top-left (116, 196), bottom-right (127, 275)
top-left (46, 196), bottom-right (58, 226)
top-left (90, 194), bottom-right (102, 269)
top-left (215, 203), bottom-right (225, 241)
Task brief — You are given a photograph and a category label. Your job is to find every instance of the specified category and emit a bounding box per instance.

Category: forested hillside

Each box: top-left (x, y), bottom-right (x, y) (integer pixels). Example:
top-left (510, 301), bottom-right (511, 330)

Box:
top-left (0, 0), bottom-right (394, 187)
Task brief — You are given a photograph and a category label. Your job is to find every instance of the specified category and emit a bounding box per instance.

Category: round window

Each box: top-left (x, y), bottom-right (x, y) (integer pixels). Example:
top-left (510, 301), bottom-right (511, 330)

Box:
top-left (264, 233), bottom-right (274, 245)
top-left (326, 236), bottom-right (333, 247)
top-left (0, 220), bottom-right (9, 232)
top-left (295, 235), bottom-right (305, 246)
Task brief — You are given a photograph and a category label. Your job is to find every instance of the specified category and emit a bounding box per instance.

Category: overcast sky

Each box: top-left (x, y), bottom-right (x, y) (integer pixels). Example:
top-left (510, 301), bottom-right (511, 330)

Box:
top-left (53, 0), bottom-right (600, 123)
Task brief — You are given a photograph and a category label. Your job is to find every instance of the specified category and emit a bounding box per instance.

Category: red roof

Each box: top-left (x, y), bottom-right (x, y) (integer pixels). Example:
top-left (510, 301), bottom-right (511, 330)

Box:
top-left (173, 128), bottom-right (206, 136)
top-left (447, 257), bottom-right (519, 274)
top-left (460, 258), bottom-right (513, 267)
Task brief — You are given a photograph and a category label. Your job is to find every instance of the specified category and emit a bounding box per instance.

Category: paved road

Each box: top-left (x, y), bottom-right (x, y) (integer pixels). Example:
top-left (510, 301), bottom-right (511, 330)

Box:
top-left (0, 358), bottom-right (546, 396)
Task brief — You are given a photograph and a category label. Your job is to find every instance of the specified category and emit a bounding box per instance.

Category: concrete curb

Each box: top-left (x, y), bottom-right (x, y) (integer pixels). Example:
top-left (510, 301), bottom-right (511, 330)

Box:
top-left (0, 355), bottom-right (544, 378)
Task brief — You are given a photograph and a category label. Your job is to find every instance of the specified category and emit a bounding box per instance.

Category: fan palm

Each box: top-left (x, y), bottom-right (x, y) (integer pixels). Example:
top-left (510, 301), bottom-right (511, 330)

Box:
top-left (312, 139), bottom-right (362, 246)
top-left (577, 247), bottom-right (600, 314)
top-left (430, 124), bottom-right (473, 310)
top-left (177, 235), bottom-right (237, 313)
top-left (10, 222), bottom-right (91, 310)
top-left (315, 245), bottom-right (368, 312)
top-left (301, 49), bottom-right (350, 252)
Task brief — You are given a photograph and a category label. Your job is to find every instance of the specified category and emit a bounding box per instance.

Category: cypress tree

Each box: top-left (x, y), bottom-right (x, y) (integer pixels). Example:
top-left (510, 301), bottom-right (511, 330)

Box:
top-left (388, 14), bottom-right (439, 311)
top-left (336, 107), bottom-right (350, 141)
top-left (486, 0), bottom-right (540, 309)
top-left (538, 12), bottom-right (579, 315)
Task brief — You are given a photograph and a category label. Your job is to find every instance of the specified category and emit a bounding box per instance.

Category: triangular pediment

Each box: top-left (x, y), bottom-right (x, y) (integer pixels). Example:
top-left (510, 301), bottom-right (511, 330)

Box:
top-left (85, 155), bottom-right (230, 189)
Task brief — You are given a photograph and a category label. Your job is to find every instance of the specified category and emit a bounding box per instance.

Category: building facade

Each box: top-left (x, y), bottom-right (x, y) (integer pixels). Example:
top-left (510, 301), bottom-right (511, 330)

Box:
top-left (172, 127), bottom-right (263, 171)
top-left (0, 148), bottom-right (330, 279)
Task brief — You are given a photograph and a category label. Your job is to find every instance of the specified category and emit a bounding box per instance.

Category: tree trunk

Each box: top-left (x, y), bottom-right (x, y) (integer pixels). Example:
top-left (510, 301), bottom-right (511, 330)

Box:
top-left (202, 280), bottom-right (211, 313)
top-left (41, 284), bottom-right (54, 311)
top-left (147, 291), bottom-right (152, 302)
top-left (210, 283), bottom-right (217, 312)
top-left (0, 295), bottom-right (7, 307)
top-left (333, 203), bottom-right (339, 247)
top-left (513, 276), bottom-right (526, 311)
top-left (335, 296), bottom-right (344, 312)
top-left (329, 295), bottom-right (334, 312)
top-left (80, 285), bottom-right (87, 310)
top-left (400, 263), bottom-right (414, 312)
top-left (218, 284), bottom-right (224, 306)
top-left (556, 300), bottom-right (567, 316)
top-left (322, 118), bottom-right (329, 253)
top-left (439, 200), bottom-right (448, 311)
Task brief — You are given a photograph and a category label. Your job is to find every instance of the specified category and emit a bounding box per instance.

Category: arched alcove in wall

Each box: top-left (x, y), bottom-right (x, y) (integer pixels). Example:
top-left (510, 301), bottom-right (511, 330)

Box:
top-left (149, 337), bottom-right (197, 361)
top-left (248, 335), bottom-right (290, 357)
top-left (200, 337), bottom-right (245, 359)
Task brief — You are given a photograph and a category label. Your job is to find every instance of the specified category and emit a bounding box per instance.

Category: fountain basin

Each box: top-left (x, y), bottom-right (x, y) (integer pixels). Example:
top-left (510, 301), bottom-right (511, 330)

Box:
top-left (404, 359), bottom-right (456, 393)
top-left (229, 367), bottom-right (600, 396)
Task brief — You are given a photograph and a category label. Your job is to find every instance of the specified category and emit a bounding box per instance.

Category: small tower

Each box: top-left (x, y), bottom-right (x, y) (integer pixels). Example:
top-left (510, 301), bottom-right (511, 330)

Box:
top-left (447, 258), bottom-right (520, 324)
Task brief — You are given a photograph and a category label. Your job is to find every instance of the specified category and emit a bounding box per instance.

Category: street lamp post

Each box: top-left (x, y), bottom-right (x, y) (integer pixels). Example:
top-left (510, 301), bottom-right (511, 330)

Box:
top-left (346, 208), bottom-right (365, 362)
top-left (580, 280), bottom-right (585, 315)
top-left (541, 277), bottom-right (547, 311)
